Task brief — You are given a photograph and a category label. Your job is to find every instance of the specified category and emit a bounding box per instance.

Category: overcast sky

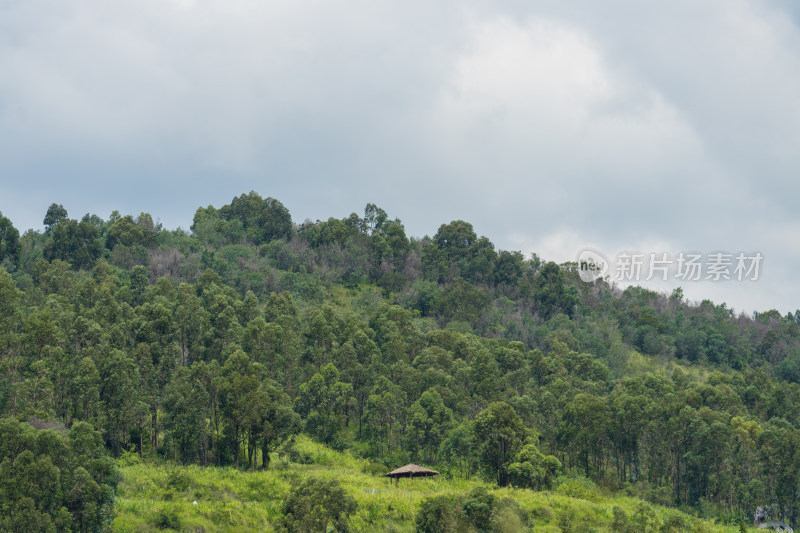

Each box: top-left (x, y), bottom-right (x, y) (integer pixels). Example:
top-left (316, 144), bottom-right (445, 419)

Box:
top-left (1, 0), bottom-right (799, 314)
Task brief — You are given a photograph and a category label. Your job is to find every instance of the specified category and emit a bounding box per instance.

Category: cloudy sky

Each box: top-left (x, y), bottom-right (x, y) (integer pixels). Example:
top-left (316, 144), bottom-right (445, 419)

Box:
top-left (1, 0), bottom-right (799, 314)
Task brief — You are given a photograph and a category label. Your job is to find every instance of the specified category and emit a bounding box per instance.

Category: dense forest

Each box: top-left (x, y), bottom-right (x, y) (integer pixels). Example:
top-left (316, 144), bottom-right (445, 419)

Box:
top-left (1, 192), bottom-right (800, 531)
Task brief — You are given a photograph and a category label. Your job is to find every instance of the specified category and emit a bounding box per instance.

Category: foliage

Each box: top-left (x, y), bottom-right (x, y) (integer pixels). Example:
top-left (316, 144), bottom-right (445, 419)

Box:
top-left (277, 477), bottom-right (358, 532)
top-left (2, 195), bottom-right (800, 531)
top-left (0, 417), bottom-right (118, 532)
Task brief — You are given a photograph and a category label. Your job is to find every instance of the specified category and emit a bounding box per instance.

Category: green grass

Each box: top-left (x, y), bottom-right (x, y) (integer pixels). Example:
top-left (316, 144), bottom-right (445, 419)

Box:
top-left (113, 435), bottom-right (742, 532)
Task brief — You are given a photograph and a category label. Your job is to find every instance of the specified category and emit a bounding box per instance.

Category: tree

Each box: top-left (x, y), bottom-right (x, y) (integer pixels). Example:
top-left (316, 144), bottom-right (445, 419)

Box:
top-left (0, 418), bottom-right (117, 533)
top-left (473, 402), bottom-right (527, 486)
top-left (162, 366), bottom-right (211, 464)
top-left (507, 443), bottom-right (561, 490)
top-left (493, 250), bottom-right (524, 286)
top-left (277, 477), bottom-right (357, 532)
top-left (98, 349), bottom-right (144, 454)
top-left (44, 219), bottom-right (103, 269)
top-left (219, 350), bottom-right (298, 468)
top-left (251, 380), bottom-right (299, 469)
top-left (0, 212), bottom-right (19, 266)
top-left (432, 221), bottom-right (476, 263)
top-left (219, 191), bottom-right (293, 245)
top-left (218, 350), bottom-right (265, 468)
top-left (106, 214), bottom-right (157, 249)
top-left (439, 422), bottom-right (475, 480)
top-left (295, 364), bottom-right (352, 446)
top-left (362, 203), bottom-right (388, 235)
top-left (363, 376), bottom-right (406, 457)
top-left (43, 203), bottom-right (68, 233)
top-left (436, 278), bottom-right (489, 327)
top-left (532, 262), bottom-right (578, 319)
top-left (407, 388), bottom-right (453, 463)
top-left (558, 393), bottom-right (608, 477)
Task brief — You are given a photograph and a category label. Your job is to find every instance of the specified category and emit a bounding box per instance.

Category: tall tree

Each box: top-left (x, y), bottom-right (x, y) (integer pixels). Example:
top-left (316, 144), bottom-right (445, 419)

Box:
top-left (473, 401), bottom-right (527, 486)
top-left (0, 212), bottom-right (19, 266)
top-left (43, 203), bottom-right (68, 233)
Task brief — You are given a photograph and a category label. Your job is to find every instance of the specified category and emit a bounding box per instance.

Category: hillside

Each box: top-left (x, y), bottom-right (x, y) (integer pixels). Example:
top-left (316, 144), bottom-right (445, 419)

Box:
top-left (0, 193), bottom-right (799, 531)
top-left (113, 434), bottom-right (739, 532)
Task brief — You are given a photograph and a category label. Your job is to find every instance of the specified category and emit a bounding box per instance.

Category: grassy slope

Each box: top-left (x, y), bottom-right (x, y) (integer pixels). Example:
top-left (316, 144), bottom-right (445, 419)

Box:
top-left (113, 435), bottom-right (741, 533)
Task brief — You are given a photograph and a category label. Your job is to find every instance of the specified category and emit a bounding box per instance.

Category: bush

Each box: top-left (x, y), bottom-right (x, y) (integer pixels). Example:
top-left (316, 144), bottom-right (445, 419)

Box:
top-left (415, 488), bottom-right (529, 533)
top-left (556, 477), bottom-right (600, 502)
top-left (277, 477), bottom-right (357, 532)
top-left (151, 506), bottom-right (181, 530)
top-left (166, 468), bottom-right (193, 492)
top-left (415, 494), bottom-right (459, 533)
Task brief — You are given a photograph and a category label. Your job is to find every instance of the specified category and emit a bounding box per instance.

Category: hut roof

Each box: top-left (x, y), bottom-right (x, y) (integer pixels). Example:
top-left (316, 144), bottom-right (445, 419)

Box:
top-left (384, 464), bottom-right (439, 478)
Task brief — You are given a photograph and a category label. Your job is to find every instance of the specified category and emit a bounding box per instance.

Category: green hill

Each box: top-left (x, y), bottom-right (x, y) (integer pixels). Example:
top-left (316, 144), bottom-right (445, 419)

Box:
top-left (113, 434), bottom-right (739, 532)
top-left (0, 194), bottom-right (797, 531)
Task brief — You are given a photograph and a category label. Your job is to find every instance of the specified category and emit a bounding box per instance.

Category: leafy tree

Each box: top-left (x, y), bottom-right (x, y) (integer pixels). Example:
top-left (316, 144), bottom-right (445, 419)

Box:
top-left (44, 219), bottom-right (103, 269)
top-left (363, 376), bottom-right (406, 457)
top-left (218, 350), bottom-right (265, 468)
top-left (98, 349), bottom-right (144, 454)
top-left (0, 418), bottom-right (117, 533)
top-left (407, 388), bottom-right (453, 463)
top-left (43, 203), bottom-right (68, 233)
top-left (558, 393), bottom-right (608, 477)
top-left (493, 250), bottom-right (524, 286)
top-left (0, 212), bottom-right (20, 266)
top-left (533, 262), bottom-right (578, 319)
top-left (362, 203), bottom-right (388, 235)
top-left (507, 443), bottom-right (561, 490)
top-left (439, 421), bottom-right (475, 480)
top-left (106, 214), bottom-right (157, 249)
top-left (162, 366), bottom-right (211, 464)
top-left (432, 220), bottom-right (476, 263)
top-left (295, 363), bottom-right (352, 446)
top-left (219, 191), bottom-right (293, 245)
top-left (436, 278), bottom-right (489, 327)
top-left (473, 402), bottom-right (527, 486)
top-left (219, 350), bottom-right (298, 468)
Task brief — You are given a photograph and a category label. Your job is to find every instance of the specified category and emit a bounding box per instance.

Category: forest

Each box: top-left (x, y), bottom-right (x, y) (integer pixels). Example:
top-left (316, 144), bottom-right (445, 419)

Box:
top-left (1, 191), bottom-right (800, 532)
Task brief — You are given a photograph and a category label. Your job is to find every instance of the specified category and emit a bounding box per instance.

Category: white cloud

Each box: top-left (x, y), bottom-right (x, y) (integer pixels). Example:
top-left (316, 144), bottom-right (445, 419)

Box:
top-left (1, 0), bottom-right (800, 313)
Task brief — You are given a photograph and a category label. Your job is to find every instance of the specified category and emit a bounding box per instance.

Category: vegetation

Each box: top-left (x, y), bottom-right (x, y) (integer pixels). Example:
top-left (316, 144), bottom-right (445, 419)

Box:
top-left (1, 193), bottom-right (799, 530)
top-left (0, 417), bottom-right (117, 532)
top-left (113, 434), bottom-right (737, 532)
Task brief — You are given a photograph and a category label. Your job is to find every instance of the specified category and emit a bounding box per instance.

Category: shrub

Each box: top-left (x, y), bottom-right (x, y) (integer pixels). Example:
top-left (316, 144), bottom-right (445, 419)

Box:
top-left (415, 494), bottom-right (459, 533)
top-left (151, 506), bottom-right (181, 530)
top-left (277, 477), bottom-right (357, 532)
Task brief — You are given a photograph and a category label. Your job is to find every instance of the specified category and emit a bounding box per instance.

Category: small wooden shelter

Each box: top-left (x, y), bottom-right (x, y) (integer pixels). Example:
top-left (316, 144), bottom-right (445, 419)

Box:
top-left (384, 464), bottom-right (439, 487)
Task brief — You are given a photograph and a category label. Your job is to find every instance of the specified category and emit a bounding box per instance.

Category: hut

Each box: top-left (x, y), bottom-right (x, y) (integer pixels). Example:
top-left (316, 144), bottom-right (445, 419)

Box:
top-left (384, 464), bottom-right (439, 487)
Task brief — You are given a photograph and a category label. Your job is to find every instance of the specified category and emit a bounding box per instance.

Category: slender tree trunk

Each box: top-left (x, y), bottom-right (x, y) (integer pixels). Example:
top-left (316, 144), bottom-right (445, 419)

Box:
top-left (234, 424), bottom-right (240, 469)
top-left (151, 402), bottom-right (158, 451)
top-left (262, 440), bottom-right (271, 469)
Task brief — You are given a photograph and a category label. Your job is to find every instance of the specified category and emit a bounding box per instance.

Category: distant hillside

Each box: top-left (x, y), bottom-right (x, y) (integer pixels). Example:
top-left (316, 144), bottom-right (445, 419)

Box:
top-left (0, 192), bottom-right (798, 531)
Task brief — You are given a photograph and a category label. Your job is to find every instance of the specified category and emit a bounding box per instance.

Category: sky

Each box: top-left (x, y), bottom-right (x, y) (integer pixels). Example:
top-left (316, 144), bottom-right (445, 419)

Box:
top-left (1, 0), bottom-right (799, 314)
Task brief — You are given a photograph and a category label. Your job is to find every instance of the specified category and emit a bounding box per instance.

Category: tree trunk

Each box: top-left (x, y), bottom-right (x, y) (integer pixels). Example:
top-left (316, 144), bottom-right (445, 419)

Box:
top-left (262, 441), bottom-right (271, 469)
top-left (151, 402), bottom-right (158, 451)
top-left (234, 424), bottom-right (240, 469)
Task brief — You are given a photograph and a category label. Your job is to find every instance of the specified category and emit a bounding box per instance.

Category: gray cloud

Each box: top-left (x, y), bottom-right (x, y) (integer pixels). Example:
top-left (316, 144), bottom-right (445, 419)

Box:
top-left (1, 0), bottom-right (798, 313)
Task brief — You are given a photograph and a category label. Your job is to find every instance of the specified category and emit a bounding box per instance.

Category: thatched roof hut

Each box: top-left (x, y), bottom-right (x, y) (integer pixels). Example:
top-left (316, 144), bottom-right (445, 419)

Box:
top-left (384, 464), bottom-right (439, 486)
